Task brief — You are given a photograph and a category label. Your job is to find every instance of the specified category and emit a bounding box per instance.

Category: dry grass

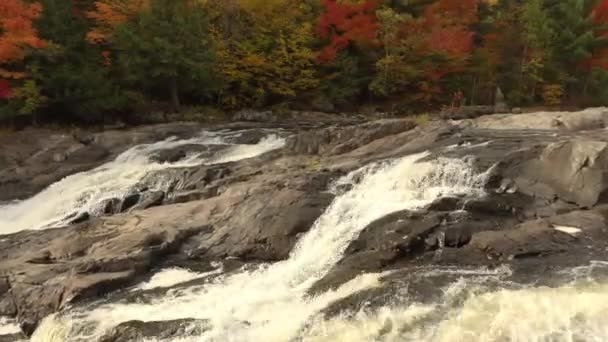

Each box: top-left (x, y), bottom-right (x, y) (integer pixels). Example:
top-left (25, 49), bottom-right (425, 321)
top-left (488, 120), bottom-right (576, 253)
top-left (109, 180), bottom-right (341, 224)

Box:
top-left (413, 113), bottom-right (430, 126)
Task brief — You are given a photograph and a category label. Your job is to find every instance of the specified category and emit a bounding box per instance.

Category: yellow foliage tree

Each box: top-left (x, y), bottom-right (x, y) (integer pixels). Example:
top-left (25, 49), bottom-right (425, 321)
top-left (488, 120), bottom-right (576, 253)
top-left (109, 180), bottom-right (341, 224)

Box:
top-left (208, 0), bottom-right (318, 109)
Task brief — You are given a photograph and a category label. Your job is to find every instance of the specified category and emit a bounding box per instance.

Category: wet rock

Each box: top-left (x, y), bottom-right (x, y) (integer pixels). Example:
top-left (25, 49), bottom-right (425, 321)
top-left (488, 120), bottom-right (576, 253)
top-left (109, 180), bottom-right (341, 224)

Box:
top-left (0, 278), bottom-right (11, 295)
top-left (150, 144), bottom-right (227, 164)
top-left (452, 211), bottom-right (607, 265)
top-left (132, 191), bottom-right (165, 211)
top-left (69, 212), bottom-right (90, 225)
top-left (548, 210), bottom-right (606, 232)
top-left (101, 198), bottom-right (121, 215)
top-left (463, 196), bottom-right (516, 216)
top-left (0, 296), bottom-right (16, 318)
top-left (467, 220), bottom-right (567, 260)
top-left (428, 197), bottom-right (464, 211)
top-left (0, 278), bottom-right (16, 318)
top-left (119, 193), bottom-right (141, 212)
top-left (170, 188), bottom-right (218, 204)
top-left (100, 319), bottom-right (209, 342)
top-left (444, 226), bottom-right (473, 248)
top-left (174, 165), bottom-right (233, 191)
top-left (310, 212), bottom-right (442, 293)
top-left (224, 130), bottom-right (270, 145)
top-left (151, 148), bottom-right (187, 163)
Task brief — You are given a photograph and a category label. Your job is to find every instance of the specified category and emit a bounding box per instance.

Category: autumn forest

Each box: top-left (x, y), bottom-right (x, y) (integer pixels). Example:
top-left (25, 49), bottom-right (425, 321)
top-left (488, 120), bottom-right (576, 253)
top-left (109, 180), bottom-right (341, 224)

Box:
top-left (2, 0), bottom-right (608, 125)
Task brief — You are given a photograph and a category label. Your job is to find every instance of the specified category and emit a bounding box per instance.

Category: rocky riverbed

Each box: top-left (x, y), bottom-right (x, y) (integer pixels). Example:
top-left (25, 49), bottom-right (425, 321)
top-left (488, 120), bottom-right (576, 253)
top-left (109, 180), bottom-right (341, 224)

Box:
top-left (1, 108), bottom-right (608, 341)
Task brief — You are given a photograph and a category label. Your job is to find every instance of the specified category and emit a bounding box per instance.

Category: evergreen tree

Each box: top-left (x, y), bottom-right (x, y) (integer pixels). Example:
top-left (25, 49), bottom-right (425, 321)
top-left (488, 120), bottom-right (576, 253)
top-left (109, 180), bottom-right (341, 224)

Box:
top-left (111, 0), bottom-right (216, 111)
top-left (31, 0), bottom-right (126, 123)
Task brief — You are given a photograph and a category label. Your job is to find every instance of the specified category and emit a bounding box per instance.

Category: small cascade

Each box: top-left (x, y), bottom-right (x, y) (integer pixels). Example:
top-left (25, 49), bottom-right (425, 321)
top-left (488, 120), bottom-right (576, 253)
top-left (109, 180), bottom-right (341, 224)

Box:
top-left (0, 132), bottom-right (285, 235)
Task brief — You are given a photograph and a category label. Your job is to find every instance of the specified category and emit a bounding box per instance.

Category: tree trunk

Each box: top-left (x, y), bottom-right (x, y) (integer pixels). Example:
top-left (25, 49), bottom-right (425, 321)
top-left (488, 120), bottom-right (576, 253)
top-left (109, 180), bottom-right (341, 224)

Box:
top-left (169, 77), bottom-right (180, 113)
top-left (470, 77), bottom-right (478, 106)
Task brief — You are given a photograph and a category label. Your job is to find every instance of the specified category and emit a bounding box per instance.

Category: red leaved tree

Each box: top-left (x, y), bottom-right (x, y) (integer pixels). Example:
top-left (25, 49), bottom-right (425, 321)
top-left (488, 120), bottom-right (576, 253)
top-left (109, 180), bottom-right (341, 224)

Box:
top-left (405, 0), bottom-right (477, 101)
top-left (316, 0), bottom-right (379, 63)
top-left (586, 0), bottom-right (608, 70)
top-left (422, 0), bottom-right (477, 58)
top-left (0, 79), bottom-right (10, 99)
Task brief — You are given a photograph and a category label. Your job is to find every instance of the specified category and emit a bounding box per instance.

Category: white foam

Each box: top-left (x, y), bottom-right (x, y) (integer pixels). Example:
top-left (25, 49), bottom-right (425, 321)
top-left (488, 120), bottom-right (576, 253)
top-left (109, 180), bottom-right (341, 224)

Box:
top-left (134, 266), bottom-right (224, 292)
top-left (301, 281), bottom-right (608, 342)
top-left (554, 225), bottom-right (583, 236)
top-left (0, 317), bottom-right (20, 336)
top-left (32, 152), bottom-right (490, 341)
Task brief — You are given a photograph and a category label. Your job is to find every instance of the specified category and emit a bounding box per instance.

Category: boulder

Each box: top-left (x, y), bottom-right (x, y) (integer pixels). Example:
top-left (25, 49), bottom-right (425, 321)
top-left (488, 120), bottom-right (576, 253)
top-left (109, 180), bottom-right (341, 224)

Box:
top-left (520, 140), bottom-right (608, 208)
top-left (467, 220), bottom-right (570, 260)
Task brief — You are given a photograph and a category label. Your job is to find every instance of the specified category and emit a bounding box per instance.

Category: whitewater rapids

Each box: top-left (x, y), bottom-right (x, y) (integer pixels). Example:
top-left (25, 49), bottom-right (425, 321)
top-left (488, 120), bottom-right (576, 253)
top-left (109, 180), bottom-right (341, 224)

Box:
top-left (0, 131), bottom-right (285, 235)
top-left (32, 152), bottom-right (493, 341)
top-left (16, 136), bottom-right (608, 342)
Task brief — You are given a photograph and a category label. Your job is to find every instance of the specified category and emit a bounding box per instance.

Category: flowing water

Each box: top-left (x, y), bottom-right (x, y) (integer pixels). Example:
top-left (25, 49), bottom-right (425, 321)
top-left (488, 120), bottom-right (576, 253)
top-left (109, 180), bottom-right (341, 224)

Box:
top-left (0, 131), bottom-right (285, 235)
top-left (301, 278), bottom-right (608, 342)
top-left (133, 265), bottom-right (224, 292)
top-left (6, 130), bottom-right (608, 341)
top-left (31, 152), bottom-right (494, 341)
top-left (0, 317), bottom-right (21, 335)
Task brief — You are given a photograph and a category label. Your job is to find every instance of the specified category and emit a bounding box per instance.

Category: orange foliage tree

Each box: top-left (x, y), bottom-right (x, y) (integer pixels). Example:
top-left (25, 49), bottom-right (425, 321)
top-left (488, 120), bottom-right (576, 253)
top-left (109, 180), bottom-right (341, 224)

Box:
top-left (86, 0), bottom-right (149, 44)
top-left (0, 0), bottom-right (45, 80)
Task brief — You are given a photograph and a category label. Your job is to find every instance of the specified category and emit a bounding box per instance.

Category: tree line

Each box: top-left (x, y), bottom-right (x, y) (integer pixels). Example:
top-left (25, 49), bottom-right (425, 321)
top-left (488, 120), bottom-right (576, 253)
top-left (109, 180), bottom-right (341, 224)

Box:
top-left (2, 0), bottom-right (608, 125)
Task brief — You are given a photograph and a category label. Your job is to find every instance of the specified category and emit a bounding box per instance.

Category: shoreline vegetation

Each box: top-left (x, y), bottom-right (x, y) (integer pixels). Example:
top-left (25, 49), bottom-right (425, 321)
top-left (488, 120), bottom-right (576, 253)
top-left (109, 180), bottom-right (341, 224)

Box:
top-left (3, 0), bottom-right (608, 127)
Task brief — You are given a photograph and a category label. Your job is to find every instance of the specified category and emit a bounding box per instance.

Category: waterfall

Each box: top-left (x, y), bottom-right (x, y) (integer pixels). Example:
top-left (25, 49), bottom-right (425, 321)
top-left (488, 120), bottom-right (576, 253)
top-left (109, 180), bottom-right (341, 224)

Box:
top-left (32, 152), bottom-right (491, 342)
top-left (0, 132), bottom-right (285, 235)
